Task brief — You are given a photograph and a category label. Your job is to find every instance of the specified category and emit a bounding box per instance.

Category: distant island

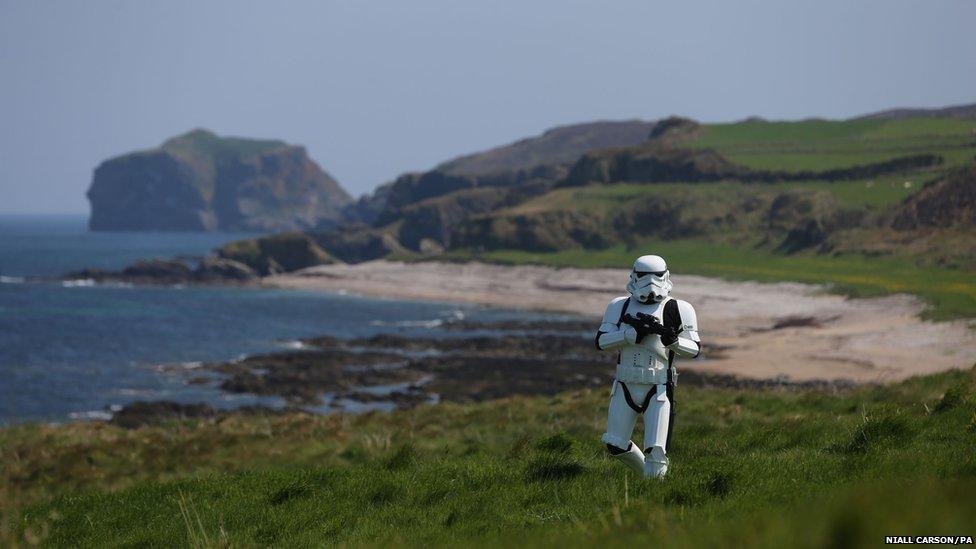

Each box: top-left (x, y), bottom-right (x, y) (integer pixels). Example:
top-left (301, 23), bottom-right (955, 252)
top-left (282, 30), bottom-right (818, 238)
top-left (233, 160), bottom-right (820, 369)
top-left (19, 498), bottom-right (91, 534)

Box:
top-left (87, 129), bottom-right (352, 232)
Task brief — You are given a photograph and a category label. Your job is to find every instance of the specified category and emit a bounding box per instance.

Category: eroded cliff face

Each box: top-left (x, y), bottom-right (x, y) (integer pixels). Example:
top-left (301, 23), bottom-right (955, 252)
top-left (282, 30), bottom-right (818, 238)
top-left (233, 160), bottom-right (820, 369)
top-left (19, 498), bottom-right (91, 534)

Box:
top-left (892, 164), bottom-right (976, 230)
top-left (87, 129), bottom-right (352, 232)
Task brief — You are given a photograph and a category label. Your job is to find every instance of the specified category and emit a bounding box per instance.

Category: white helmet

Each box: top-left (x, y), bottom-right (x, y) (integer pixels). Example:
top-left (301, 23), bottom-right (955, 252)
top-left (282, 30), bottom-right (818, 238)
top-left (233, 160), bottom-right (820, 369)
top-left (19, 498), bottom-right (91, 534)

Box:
top-left (626, 255), bottom-right (672, 303)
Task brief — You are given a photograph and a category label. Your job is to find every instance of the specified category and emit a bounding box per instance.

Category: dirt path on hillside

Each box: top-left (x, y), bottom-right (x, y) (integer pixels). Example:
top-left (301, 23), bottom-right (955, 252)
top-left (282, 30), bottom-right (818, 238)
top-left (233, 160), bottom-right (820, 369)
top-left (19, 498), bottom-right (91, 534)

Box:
top-left (265, 261), bottom-right (976, 384)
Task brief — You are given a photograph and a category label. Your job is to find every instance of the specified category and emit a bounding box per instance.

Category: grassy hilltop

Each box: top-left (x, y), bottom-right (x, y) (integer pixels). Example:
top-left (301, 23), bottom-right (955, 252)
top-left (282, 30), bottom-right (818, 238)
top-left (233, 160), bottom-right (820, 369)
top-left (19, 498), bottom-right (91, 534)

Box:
top-left (438, 117), bottom-right (976, 319)
top-left (3, 369), bottom-right (975, 546)
top-left (212, 112), bottom-right (976, 319)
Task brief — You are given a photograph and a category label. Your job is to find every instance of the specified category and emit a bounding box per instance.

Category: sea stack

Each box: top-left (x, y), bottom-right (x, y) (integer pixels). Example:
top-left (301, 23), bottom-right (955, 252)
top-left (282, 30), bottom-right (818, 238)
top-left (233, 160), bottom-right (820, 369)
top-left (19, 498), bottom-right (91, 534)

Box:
top-left (87, 129), bottom-right (352, 232)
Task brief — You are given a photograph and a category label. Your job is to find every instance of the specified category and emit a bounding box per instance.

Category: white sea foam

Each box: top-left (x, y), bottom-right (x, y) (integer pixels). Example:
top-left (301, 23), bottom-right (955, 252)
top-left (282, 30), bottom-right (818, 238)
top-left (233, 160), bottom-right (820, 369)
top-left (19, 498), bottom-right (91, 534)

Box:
top-left (117, 388), bottom-right (153, 396)
top-left (369, 318), bottom-right (443, 329)
top-left (448, 310), bottom-right (466, 320)
top-left (0, 275), bottom-right (25, 284)
top-left (69, 410), bottom-right (113, 421)
top-left (277, 340), bottom-right (309, 350)
top-left (62, 278), bottom-right (96, 287)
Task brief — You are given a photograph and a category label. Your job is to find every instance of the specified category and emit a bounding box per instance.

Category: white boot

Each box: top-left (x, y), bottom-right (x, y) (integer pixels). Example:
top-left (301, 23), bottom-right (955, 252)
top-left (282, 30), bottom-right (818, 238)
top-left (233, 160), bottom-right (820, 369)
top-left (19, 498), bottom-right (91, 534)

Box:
top-left (644, 446), bottom-right (669, 479)
top-left (611, 443), bottom-right (646, 476)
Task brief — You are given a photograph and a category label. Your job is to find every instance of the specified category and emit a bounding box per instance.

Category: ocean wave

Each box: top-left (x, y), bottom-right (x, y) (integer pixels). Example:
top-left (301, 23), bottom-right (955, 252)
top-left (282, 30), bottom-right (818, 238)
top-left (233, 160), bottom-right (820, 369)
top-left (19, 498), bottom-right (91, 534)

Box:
top-left (62, 278), bottom-right (96, 287)
top-left (0, 275), bottom-right (25, 284)
top-left (277, 340), bottom-right (311, 350)
top-left (69, 410), bottom-right (113, 421)
top-left (447, 310), bottom-right (466, 320)
top-left (59, 279), bottom-right (135, 289)
top-left (150, 360), bottom-right (204, 373)
top-left (117, 388), bottom-right (154, 396)
top-left (369, 318), bottom-right (444, 329)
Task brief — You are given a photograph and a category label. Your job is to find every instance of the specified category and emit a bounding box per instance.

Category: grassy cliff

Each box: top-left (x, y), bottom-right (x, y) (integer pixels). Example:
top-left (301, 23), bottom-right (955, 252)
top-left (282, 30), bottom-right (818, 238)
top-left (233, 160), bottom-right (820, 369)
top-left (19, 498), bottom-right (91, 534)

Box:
top-left (3, 368), bottom-right (975, 546)
top-left (430, 116), bottom-right (976, 319)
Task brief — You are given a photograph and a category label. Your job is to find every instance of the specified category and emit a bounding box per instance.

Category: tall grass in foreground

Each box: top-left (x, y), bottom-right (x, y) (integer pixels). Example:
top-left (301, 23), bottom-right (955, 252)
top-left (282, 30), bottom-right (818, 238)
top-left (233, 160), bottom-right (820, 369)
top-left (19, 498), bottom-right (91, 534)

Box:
top-left (3, 368), bottom-right (975, 546)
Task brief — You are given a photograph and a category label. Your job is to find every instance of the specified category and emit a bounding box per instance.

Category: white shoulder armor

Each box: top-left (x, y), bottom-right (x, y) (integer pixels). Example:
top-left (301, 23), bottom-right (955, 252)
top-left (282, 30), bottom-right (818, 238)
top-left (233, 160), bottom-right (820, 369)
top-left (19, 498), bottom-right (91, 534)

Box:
top-left (601, 296), bottom-right (630, 326)
top-left (666, 298), bottom-right (701, 358)
top-left (674, 299), bottom-right (699, 336)
top-left (596, 296), bottom-right (631, 351)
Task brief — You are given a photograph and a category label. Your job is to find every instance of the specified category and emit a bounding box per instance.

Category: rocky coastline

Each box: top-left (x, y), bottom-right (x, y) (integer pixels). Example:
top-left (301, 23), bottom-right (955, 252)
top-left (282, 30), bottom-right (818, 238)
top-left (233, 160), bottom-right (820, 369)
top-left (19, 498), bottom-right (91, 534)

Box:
top-left (62, 256), bottom-right (260, 286)
top-left (107, 318), bottom-right (859, 429)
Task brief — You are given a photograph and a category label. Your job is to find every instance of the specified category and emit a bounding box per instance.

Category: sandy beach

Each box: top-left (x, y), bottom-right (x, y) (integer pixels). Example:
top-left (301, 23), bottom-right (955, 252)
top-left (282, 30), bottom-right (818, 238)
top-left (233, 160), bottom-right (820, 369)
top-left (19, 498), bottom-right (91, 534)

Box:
top-left (266, 260), bottom-right (976, 384)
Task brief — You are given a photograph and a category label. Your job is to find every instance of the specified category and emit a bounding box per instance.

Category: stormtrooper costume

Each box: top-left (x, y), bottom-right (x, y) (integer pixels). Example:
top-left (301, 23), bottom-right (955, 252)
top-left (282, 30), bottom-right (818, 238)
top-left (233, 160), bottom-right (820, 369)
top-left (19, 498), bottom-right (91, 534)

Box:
top-left (595, 255), bottom-right (700, 478)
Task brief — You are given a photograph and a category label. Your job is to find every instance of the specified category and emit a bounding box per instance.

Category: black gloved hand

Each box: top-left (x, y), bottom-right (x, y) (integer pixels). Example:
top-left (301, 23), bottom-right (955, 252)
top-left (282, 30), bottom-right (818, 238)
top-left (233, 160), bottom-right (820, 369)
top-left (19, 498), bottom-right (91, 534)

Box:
top-left (620, 314), bottom-right (652, 343)
top-left (622, 313), bottom-right (680, 345)
top-left (660, 327), bottom-right (679, 347)
top-left (645, 316), bottom-right (679, 346)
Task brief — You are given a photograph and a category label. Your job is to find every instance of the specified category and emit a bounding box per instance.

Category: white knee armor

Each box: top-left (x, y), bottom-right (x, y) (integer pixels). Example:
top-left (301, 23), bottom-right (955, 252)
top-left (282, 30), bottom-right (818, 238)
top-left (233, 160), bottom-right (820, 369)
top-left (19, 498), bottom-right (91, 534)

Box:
top-left (596, 255), bottom-right (700, 479)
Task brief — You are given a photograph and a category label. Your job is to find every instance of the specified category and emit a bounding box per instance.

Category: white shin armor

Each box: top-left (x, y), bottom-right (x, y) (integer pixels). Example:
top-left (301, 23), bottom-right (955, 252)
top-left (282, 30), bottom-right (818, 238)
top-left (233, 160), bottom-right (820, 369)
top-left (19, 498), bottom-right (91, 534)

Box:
top-left (644, 446), bottom-right (669, 478)
top-left (610, 443), bottom-right (646, 476)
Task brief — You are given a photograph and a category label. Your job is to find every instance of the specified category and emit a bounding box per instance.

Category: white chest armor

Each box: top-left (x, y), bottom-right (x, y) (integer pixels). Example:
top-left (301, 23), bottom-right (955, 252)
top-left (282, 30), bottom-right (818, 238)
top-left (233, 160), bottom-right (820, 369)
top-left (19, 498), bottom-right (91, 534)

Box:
top-left (616, 299), bottom-right (672, 385)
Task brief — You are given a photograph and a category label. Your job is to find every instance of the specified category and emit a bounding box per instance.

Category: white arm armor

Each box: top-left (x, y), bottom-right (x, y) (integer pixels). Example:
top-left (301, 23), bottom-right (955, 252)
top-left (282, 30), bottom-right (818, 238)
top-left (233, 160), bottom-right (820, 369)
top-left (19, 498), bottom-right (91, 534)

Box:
top-left (596, 296), bottom-right (630, 351)
top-left (666, 299), bottom-right (701, 358)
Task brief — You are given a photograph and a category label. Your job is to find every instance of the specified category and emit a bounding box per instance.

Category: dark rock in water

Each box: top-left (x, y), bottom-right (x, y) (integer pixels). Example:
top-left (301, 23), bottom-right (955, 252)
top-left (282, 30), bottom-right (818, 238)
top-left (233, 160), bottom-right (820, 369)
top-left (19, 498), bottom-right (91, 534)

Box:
top-left (194, 257), bottom-right (258, 281)
top-left (121, 259), bottom-right (194, 282)
top-left (213, 349), bottom-right (416, 405)
top-left (61, 268), bottom-right (114, 281)
top-left (87, 129), bottom-right (352, 232)
top-left (207, 323), bottom-right (859, 415)
top-left (63, 255), bottom-right (258, 285)
top-left (110, 401), bottom-right (217, 428)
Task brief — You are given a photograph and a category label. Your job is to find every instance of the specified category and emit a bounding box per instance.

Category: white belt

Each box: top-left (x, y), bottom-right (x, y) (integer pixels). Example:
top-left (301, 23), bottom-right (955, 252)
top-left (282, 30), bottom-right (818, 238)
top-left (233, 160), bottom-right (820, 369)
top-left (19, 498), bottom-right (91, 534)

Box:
top-left (616, 363), bottom-right (669, 385)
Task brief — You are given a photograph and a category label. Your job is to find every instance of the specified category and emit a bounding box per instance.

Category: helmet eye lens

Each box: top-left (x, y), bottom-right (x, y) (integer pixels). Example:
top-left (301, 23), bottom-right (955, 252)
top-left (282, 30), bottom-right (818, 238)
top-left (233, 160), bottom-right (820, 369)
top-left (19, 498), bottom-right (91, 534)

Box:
top-left (634, 270), bottom-right (665, 278)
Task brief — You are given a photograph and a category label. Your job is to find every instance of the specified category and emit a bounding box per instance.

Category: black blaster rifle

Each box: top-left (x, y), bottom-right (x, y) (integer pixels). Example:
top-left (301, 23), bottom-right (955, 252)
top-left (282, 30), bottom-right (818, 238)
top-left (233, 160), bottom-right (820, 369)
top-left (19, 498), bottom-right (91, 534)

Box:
top-left (620, 312), bottom-right (679, 345)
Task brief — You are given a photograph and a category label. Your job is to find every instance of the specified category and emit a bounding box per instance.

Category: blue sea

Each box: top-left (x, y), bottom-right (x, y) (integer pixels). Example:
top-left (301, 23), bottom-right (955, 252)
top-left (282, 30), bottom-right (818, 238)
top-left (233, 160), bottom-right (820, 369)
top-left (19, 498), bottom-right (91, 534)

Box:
top-left (0, 215), bottom-right (547, 425)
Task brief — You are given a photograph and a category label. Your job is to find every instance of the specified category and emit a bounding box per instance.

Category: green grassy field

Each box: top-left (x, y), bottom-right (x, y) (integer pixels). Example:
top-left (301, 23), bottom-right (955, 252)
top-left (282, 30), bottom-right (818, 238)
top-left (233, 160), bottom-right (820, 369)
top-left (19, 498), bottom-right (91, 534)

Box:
top-left (438, 239), bottom-right (976, 321)
top-left (513, 178), bottom-right (923, 213)
top-left (690, 117), bottom-right (976, 172)
top-left (3, 369), bottom-right (974, 547)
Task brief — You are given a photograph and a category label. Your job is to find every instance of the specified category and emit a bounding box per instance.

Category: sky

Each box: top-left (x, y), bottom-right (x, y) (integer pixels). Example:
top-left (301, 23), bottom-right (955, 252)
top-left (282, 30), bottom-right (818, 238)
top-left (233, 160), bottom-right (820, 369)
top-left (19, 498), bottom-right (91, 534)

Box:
top-left (1, 1), bottom-right (975, 214)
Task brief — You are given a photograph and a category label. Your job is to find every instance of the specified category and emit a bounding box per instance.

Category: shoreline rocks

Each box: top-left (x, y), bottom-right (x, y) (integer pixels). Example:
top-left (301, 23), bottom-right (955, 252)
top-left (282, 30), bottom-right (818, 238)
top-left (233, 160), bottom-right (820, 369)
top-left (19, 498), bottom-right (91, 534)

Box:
top-left (106, 318), bottom-right (859, 428)
top-left (63, 256), bottom-right (259, 285)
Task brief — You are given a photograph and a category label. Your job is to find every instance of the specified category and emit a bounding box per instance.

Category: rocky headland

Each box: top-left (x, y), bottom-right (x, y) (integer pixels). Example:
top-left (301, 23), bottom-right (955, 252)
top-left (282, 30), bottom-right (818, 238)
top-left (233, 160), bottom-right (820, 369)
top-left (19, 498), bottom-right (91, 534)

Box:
top-left (87, 129), bottom-right (352, 232)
